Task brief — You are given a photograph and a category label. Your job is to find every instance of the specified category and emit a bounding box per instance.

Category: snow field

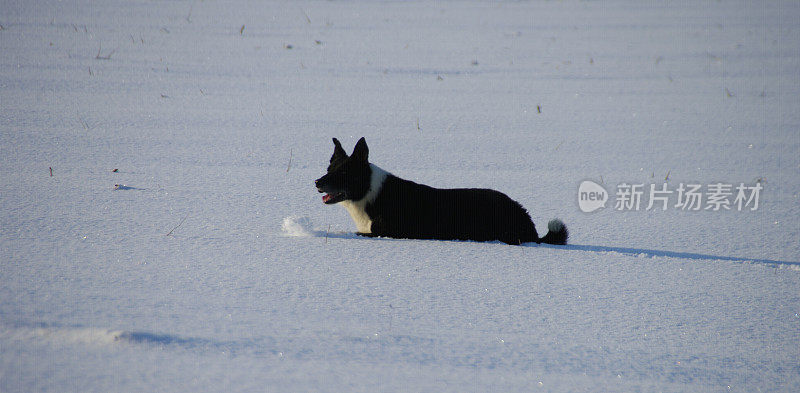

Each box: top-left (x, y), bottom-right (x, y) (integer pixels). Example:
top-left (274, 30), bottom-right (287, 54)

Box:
top-left (2, 0), bottom-right (799, 391)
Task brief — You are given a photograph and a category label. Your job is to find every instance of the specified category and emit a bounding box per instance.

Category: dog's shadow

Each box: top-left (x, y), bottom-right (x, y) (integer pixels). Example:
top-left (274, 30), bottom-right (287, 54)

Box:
top-left (344, 233), bottom-right (799, 267)
top-left (302, 226), bottom-right (798, 268)
top-left (537, 242), bottom-right (799, 268)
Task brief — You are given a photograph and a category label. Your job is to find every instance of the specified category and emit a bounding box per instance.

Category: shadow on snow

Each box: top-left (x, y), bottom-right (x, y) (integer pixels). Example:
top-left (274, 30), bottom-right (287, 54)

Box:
top-left (538, 243), bottom-right (799, 268)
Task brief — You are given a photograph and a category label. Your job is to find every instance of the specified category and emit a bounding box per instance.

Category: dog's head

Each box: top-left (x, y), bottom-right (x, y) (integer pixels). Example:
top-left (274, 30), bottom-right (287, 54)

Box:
top-left (315, 137), bottom-right (372, 204)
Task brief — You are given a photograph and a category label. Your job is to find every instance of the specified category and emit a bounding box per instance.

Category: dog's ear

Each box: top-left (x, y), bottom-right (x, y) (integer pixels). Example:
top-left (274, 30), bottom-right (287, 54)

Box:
top-left (351, 137), bottom-right (369, 163)
top-left (330, 138), bottom-right (348, 164)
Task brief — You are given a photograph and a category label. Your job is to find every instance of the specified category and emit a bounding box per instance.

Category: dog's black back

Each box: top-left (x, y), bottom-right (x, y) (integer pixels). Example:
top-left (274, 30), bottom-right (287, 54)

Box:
top-left (366, 176), bottom-right (540, 244)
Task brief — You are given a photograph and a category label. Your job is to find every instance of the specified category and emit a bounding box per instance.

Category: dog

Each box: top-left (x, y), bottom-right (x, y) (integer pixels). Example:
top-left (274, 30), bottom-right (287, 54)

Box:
top-left (314, 137), bottom-right (568, 245)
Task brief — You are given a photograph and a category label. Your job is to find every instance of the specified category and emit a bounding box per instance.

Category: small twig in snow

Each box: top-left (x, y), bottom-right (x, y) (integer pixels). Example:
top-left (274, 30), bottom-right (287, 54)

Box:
top-left (77, 111), bottom-right (89, 130)
top-left (240, 24), bottom-right (245, 35)
top-left (95, 43), bottom-right (115, 60)
top-left (166, 212), bottom-right (190, 236)
top-left (286, 149), bottom-right (293, 172)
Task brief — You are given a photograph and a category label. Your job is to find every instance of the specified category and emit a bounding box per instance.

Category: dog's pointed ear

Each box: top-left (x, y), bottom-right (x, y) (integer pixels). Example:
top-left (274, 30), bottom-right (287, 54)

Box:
top-left (351, 137), bottom-right (369, 162)
top-left (330, 138), bottom-right (348, 164)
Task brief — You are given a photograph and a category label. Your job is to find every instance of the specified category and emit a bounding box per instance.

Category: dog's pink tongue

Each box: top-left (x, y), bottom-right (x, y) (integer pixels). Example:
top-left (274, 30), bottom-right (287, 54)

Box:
top-left (322, 194), bottom-right (332, 203)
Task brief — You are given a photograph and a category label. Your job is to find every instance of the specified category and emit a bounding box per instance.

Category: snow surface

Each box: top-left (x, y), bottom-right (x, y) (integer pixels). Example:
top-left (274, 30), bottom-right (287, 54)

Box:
top-left (2, 0), bottom-right (799, 391)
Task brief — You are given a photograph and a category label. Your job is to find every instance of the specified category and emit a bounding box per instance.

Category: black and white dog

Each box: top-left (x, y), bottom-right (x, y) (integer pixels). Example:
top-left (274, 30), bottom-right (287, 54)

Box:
top-left (315, 137), bottom-right (568, 245)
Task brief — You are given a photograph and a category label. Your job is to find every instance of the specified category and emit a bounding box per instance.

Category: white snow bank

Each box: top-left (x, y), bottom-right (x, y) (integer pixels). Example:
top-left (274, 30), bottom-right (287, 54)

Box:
top-left (281, 216), bottom-right (316, 237)
top-left (2, 325), bottom-right (126, 346)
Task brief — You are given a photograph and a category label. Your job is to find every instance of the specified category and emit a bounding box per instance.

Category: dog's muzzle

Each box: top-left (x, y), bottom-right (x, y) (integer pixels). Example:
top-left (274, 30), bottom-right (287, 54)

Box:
top-left (315, 178), bottom-right (345, 204)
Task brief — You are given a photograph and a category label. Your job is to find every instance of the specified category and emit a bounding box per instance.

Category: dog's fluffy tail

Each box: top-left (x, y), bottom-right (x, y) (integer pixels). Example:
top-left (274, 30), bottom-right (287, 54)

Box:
top-left (539, 219), bottom-right (568, 245)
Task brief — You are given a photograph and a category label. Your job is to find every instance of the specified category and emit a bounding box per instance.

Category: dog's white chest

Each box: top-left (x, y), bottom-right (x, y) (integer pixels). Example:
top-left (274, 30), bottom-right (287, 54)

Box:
top-left (340, 200), bottom-right (372, 233)
top-left (336, 164), bottom-right (388, 234)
